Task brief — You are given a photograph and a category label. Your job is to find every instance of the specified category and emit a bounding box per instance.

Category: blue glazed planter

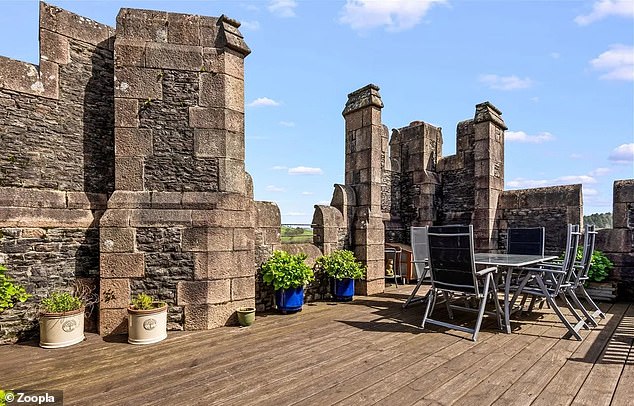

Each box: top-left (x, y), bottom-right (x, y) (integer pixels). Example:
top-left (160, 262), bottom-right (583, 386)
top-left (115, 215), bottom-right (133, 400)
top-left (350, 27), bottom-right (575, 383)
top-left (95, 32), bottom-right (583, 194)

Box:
top-left (333, 278), bottom-right (355, 301)
top-left (275, 286), bottom-right (304, 313)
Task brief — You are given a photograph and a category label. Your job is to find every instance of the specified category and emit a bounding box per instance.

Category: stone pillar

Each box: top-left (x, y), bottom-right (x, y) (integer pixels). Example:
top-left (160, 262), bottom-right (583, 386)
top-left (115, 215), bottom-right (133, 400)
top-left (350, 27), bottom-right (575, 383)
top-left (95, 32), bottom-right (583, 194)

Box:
top-left (342, 84), bottom-right (385, 295)
top-left (473, 102), bottom-right (507, 251)
top-left (99, 9), bottom-right (254, 335)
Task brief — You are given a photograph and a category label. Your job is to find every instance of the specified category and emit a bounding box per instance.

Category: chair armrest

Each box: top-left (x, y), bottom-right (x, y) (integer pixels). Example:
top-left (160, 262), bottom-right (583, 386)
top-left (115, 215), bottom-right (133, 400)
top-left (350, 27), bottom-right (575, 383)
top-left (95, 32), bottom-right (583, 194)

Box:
top-left (476, 266), bottom-right (497, 276)
top-left (520, 267), bottom-right (566, 275)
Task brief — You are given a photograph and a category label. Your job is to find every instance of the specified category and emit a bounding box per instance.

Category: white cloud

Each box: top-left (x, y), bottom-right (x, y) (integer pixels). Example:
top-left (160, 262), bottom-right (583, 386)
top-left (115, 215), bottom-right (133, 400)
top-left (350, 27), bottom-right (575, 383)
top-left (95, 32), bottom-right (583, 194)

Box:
top-left (590, 44), bottom-right (634, 81)
top-left (265, 185), bottom-right (285, 192)
top-left (316, 200), bottom-right (331, 206)
top-left (590, 167), bottom-right (612, 176)
top-left (279, 121), bottom-right (295, 127)
top-left (608, 143), bottom-right (634, 163)
top-left (550, 52), bottom-right (561, 59)
top-left (507, 174), bottom-right (597, 189)
top-left (240, 20), bottom-right (260, 31)
top-left (287, 211), bottom-right (307, 216)
top-left (339, 0), bottom-right (445, 32)
top-left (505, 130), bottom-right (554, 143)
top-left (247, 97), bottom-right (280, 107)
top-left (530, 96), bottom-right (540, 103)
top-left (575, 0), bottom-right (634, 25)
top-left (570, 153), bottom-right (584, 159)
top-left (479, 74), bottom-right (533, 90)
top-left (268, 0), bottom-right (297, 18)
top-left (288, 166), bottom-right (324, 175)
top-left (583, 187), bottom-right (600, 196)
top-left (272, 165), bottom-right (288, 171)
top-left (301, 191), bottom-right (314, 195)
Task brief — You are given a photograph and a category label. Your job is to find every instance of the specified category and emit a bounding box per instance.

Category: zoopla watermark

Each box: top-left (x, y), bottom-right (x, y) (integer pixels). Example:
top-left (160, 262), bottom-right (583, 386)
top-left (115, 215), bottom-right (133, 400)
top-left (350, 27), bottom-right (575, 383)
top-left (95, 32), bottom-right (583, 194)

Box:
top-left (1, 390), bottom-right (63, 405)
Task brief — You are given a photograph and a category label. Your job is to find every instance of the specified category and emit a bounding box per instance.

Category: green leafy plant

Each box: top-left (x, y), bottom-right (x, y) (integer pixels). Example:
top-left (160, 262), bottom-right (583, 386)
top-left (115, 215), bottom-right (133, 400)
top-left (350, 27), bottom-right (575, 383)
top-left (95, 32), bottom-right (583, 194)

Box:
top-left (261, 250), bottom-right (314, 291)
top-left (0, 265), bottom-right (30, 313)
top-left (130, 293), bottom-right (165, 310)
top-left (577, 248), bottom-right (613, 283)
top-left (41, 291), bottom-right (83, 314)
top-left (316, 250), bottom-right (366, 280)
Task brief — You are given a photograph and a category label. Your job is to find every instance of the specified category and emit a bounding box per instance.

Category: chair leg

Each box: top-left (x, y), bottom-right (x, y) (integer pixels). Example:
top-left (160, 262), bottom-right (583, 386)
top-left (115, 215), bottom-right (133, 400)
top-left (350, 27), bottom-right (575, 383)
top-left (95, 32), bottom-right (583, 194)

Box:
top-left (535, 278), bottom-right (582, 340)
top-left (577, 285), bottom-right (606, 320)
top-left (443, 291), bottom-right (454, 319)
top-left (472, 275), bottom-right (492, 341)
top-left (403, 269), bottom-right (428, 309)
top-left (559, 291), bottom-right (588, 331)
top-left (490, 275), bottom-right (504, 331)
top-left (421, 289), bottom-right (436, 329)
top-left (568, 288), bottom-right (598, 327)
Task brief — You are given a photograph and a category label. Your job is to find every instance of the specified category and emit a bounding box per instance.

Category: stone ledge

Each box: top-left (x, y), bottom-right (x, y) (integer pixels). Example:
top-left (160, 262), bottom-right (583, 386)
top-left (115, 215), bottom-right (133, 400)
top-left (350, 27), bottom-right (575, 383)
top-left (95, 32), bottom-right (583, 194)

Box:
top-left (0, 207), bottom-right (100, 228)
top-left (40, 2), bottom-right (114, 49)
top-left (0, 56), bottom-right (58, 99)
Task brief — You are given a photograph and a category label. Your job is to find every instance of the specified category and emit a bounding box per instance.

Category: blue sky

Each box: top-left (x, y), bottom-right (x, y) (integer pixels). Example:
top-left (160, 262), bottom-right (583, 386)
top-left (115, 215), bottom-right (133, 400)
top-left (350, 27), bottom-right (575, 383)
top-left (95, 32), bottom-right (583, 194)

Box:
top-left (1, 0), bottom-right (633, 224)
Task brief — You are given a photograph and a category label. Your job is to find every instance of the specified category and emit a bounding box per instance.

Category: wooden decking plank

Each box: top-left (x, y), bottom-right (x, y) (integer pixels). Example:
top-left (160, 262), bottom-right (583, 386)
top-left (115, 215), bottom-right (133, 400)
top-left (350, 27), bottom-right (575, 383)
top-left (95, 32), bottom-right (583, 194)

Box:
top-left (453, 303), bottom-right (617, 406)
top-left (610, 324), bottom-right (634, 406)
top-left (4, 300), bottom-right (368, 390)
top-left (490, 309), bottom-right (594, 405)
top-left (572, 303), bottom-right (634, 406)
top-left (71, 304), bottom-right (389, 404)
top-left (531, 302), bottom-right (625, 406)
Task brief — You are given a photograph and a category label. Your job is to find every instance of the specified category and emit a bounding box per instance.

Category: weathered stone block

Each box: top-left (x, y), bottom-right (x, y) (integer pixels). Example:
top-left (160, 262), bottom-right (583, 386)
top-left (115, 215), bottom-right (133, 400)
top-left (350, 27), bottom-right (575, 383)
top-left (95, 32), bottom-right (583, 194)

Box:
top-left (184, 304), bottom-right (208, 330)
top-left (129, 209), bottom-right (192, 227)
top-left (0, 187), bottom-right (66, 208)
top-left (208, 299), bottom-right (255, 328)
top-left (596, 229), bottom-right (633, 253)
top-left (232, 276), bottom-right (255, 301)
top-left (100, 278), bottom-right (131, 309)
top-left (189, 107), bottom-right (243, 132)
top-left (116, 8), bottom-right (168, 43)
top-left (262, 228), bottom-right (281, 245)
top-left (194, 129), bottom-right (225, 158)
top-left (40, 29), bottom-right (70, 65)
top-left (208, 228), bottom-right (234, 251)
top-left (41, 2), bottom-right (113, 47)
top-left (151, 192), bottom-right (183, 209)
top-left (107, 191), bottom-right (152, 209)
top-left (100, 209), bottom-right (131, 227)
top-left (182, 227), bottom-right (208, 252)
top-left (145, 43), bottom-right (203, 71)
top-left (66, 192), bottom-right (108, 209)
top-left (99, 308), bottom-right (128, 336)
top-left (192, 209), bottom-right (255, 228)
top-left (115, 157), bottom-right (144, 191)
top-left (613, 202), bottom-right (628, 228)
top-left (218, 159), bottom-right (246, 194)
top-left (100, 227), bottom-right (136, 253)
top-left (168, 13), bottom-right (201, 45)
top-left (182, 192), bottom-right (219, 209)
top-left (217, 193), bottom-right (252, 211)
top-left (255, 201), bottom-right (281, 227)
top-left (199, 73), bottom-right (244, 112)
top-left (177, 280), bottom-right (230, 305)
top-left (114, 39), bottom-right (145, 67)
top-left (199, 16), bottom-right (219, 48)
top-left (196, 250), bottom-right (255, 279)
top-left (614, 180), bottom-right (634, 203)
top-left (115, 128), bottom-right (153, 156)
top-left (114, 66), bottom-right (162, 100)
top-left (0, 207), bottom-right (97, 228)
top-left (114, 98), bottom-right (139, 127)
top-left (101, 253), bottom-right (145, 278)
top-left (233, 228), bottom-right (255, 251)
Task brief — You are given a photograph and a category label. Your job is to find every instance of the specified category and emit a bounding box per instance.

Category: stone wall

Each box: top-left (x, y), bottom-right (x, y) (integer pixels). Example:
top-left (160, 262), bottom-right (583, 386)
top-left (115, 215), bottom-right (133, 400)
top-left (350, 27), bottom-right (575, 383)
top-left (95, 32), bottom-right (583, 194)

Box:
top-left (496, 185), bottom-right (582, 255)
top-left (596, 179), bottom-right (634, 298)
top-left (99, 8), bottom-right (254, 335)
top-left (0, 3), bottom-right (114, 344)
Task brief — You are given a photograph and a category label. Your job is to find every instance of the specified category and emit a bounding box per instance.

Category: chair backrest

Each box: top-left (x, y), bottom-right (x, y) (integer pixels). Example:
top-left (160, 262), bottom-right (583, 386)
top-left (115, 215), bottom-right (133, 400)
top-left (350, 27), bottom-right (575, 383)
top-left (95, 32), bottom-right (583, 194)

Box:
top-left (578, 224), bottom-right (597, 280)
top-left (410, 226), bottom-right (429, 279)
top-left (562, 224), bottom-right (582, 287)
top-left (507, 227), bottom-right (545, 255)
top-left (427, 225), bottom-right (478, 294)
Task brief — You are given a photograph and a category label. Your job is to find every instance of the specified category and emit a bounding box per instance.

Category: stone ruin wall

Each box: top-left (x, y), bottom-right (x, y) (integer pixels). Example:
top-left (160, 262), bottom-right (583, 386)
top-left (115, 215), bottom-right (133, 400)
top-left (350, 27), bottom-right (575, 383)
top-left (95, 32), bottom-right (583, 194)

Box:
top-left (0, 3), bottom-right (114, 343)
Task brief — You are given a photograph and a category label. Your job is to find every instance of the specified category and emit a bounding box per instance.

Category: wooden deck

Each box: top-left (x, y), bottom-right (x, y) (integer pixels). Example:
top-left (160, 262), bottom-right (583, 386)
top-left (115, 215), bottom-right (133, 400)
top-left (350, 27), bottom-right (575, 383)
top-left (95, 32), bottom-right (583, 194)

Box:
top-left (2, 286), bottom-right (633, 405)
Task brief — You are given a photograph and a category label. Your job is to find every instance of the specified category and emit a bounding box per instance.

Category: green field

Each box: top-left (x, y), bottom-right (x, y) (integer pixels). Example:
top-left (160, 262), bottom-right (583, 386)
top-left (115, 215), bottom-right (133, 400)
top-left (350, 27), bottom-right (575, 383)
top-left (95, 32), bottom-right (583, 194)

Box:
top-left (280, 226), bottom-right (313, 243)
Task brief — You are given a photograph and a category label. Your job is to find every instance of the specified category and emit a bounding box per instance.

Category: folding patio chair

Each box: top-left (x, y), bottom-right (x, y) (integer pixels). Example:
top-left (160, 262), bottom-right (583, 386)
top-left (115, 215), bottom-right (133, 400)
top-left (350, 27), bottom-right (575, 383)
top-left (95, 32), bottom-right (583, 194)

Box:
top-left (506, 227), bottom-right (545, 312)
top-left (384, 246), bottom-right (403, 288)
top-left (403, 226), bottom-right (429, 308)
top-left (566, 224), bottom-right (605, 327)
top-left (421, 225), bottom-right (502, 341)
top-left (510, 224), bottom-right (588, 340)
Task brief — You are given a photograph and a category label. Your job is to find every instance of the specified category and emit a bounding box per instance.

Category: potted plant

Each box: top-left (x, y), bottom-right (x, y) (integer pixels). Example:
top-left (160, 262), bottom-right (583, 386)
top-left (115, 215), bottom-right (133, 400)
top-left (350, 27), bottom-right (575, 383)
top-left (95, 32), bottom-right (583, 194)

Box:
top-left (39, 291), bottom-right (85, 349)
top-left (236, 306), bottom-right (256, 327)
top-left (261, 250), bottom-right (314, 313)
top-left (128, 293), bottom-right (167, 345)
top-left (0, 265), bottom-right (30, 313)
top-left (316, 250), bottom-right (366, 301)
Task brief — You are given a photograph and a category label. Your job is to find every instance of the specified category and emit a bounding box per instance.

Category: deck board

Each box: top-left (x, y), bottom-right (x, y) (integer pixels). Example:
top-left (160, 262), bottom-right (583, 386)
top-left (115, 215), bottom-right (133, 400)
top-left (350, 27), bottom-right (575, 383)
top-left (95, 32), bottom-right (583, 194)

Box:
top-left (1, 286), bottom-right (631, 406)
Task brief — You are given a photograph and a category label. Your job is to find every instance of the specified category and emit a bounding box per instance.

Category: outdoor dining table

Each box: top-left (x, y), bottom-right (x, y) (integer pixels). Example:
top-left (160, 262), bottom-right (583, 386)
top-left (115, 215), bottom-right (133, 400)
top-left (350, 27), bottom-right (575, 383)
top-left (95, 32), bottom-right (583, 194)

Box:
top-left (474, 253), bottom-right (558, 334)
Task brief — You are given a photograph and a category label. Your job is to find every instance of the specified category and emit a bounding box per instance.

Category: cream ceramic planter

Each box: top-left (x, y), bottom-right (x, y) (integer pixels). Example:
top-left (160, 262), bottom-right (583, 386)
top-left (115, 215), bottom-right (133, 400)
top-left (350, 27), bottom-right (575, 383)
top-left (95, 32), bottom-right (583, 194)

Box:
top-left (127, 303), bottom-right (168, 345)
top-left (39, 308), bottom-right (85, 349)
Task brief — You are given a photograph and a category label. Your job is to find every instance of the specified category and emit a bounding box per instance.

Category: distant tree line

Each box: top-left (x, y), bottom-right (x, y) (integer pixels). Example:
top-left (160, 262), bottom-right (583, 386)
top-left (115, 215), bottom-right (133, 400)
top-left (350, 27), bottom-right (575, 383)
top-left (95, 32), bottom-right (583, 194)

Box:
top-left (584, 212), bottom-right (612, 229)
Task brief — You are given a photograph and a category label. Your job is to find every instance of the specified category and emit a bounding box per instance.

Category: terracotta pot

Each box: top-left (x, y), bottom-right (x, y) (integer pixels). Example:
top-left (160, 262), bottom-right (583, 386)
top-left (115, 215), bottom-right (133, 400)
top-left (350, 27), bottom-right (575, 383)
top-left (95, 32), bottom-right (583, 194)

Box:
top-left (236, 307), bottom-right (256, 327)
top-left (127, 303), bottom-right (168, 345)
top-left (39, 307), bottom-right (85, 349)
